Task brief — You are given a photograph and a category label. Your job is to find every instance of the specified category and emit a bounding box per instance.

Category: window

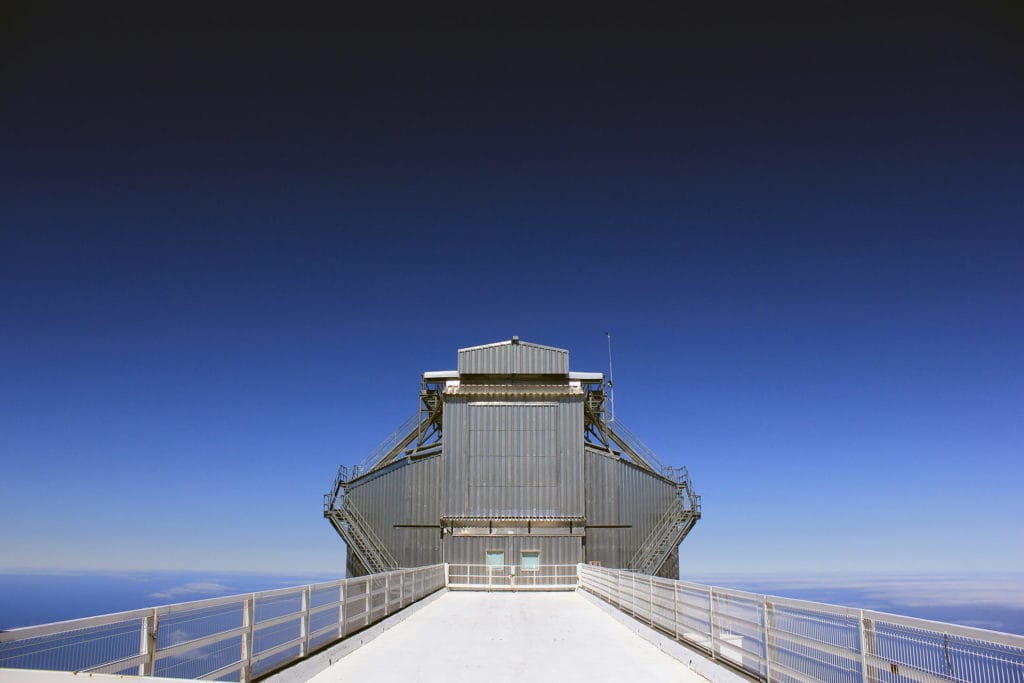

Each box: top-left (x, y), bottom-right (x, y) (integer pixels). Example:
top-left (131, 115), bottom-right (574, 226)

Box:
top-left (485, 550), bottom-right (504, 569)
top-left (520, 551), bottom-right (540, 571)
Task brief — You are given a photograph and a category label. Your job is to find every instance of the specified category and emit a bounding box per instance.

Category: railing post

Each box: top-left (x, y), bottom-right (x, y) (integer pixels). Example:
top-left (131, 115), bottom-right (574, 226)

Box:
top-left (242, 594), bottom-right (255, 683)
top-left (138, 609), bottom-right (157, 676)
top-left (764, 596), bottom-right (774, 683)
top-left (444, 562), bottom-right (450, 589)
top-left (649, 578), bottom-right (655, 626)
top-left (364, 579), bottom-right (371, 626)
top-left (338, 581), bottom-right (345, 639)
top-left (137, 614), bottom-right (146, 676)
top-left (709, 586), bottom-right (717, 661)
top-left (859, 610), bottom-right (878, 683)
top-left (300, 586), bottom-right (311, 657)
top-left (629, 573), bottom-right (634, 616)
top-left (385, 573), bottom-right (391, 616)
top-left (673, 582), bottom-right (679, 641)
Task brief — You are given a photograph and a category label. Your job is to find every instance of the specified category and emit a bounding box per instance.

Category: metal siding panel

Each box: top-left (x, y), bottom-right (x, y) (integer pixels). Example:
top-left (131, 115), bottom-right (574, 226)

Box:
top-left (515, 344), bottom-right (570, 374)
top-left (458, 344), bottom-right (514, 374)
top-left (464, 402), bottom-right (562, 517)
top-left (352, 456), bottom-right (445, 568)
top-left (446, 534), bottom-right (581, 565)
top-left (446, 535), bottom-right (512, 564)
top-left (584, 448), bottom-right (624, 567)
top-left (347, 466), bottom-right (401, 556)
top-left (528, 536), bottom-right (582, 564)
top-left (584, 528), bottom-right (622, 568)
top-left (617, 460), bottom-right (677, 562)
top-left (398, 528), bottom-right (439, 568)
top-left (583, 449), bottom-right (677, 568)
top-left (491, 344), bottom-right (507, 374)
top-left (560, 397), bottom-right (584, 517)
top-left (410, 455), bottom-right (442, 522)
top-left (442, 398), bottom-right (468, 516)
top-left (658, 546), bottom-right (680, 579)
top-left (457, 341), bottom-right (569, 374)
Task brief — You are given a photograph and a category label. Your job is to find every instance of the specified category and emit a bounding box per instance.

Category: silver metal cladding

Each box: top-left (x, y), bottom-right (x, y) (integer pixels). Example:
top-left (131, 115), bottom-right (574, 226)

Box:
top-left (326, 340), bottom-right (699, 579)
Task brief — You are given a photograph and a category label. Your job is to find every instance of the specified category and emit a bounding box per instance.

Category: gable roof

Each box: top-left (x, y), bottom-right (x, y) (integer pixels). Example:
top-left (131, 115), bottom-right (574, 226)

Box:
top-left (457, 338), bottom-right (569, 375)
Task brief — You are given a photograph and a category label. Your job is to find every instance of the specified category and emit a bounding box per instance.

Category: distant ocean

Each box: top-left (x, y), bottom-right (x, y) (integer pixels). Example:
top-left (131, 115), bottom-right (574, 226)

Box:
top-left (2, 570), bottom-right (1023, 636)
top-left (691, 572), bottom-right (1024, 636)
top-left (0, 570), bottom-right (339, 631)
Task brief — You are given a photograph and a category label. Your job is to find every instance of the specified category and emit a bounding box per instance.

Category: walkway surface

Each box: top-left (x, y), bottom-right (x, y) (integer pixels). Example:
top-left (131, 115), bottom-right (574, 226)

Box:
top-left (308, 591), bottom-right (705, 683)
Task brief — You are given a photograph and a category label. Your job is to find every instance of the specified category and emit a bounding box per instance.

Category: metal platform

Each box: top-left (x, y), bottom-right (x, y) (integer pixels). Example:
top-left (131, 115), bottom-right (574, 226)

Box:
top-left (303, 591), bottom-right (704, 683)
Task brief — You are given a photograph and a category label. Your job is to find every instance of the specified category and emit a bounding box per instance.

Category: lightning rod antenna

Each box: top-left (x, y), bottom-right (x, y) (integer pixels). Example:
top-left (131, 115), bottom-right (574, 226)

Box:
top-left (606, 331), bottom-right (616, 424)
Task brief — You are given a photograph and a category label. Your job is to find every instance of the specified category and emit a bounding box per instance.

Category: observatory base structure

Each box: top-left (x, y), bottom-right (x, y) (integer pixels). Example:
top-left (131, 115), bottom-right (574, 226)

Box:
top-left (324, 338), bottom-right (701, 579)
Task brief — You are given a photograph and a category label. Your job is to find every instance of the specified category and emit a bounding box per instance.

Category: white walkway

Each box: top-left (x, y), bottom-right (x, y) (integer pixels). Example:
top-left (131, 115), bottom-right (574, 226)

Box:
top-left (308, 591), bottom-right (705, 683)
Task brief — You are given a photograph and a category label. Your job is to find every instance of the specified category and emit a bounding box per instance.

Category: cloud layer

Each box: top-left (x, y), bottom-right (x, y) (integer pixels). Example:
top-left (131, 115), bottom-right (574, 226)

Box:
top-left (149, 581), bottom-right (231, 601)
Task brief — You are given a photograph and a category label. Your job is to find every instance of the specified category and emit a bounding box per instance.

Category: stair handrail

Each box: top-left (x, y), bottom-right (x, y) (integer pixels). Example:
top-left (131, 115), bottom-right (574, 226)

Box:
top-left (329, 504), bottom-right (387, 573)
top-left (324, 507), bottom-right (375, 572)
top-left (607, 417), bottom-right (681, 482)
top-left (649, 504), bottom-right (701, 574)
top-left (323, 501), bottom-right (383, 574)
top-left (352, 411), bottom-right (421, 475)
top-left (324, 410), bottom-right (426, 513)
top-left (344, 497), bottom-right (398, 570)
top-left (629, 496), bottom-right (683, 571)
top-left (325, 464), bottom-right (352, 512)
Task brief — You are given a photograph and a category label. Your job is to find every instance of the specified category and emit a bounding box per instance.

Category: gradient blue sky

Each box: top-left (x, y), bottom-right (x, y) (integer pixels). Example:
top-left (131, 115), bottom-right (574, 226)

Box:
top-left (1, 4), bottom-right (1021, 576)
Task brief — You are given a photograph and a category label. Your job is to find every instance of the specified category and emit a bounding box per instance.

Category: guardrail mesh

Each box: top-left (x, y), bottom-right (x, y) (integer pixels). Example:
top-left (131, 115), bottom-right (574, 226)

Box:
top-left (577, 565), bottom-right (1024, 683)
top-left (0, 564), bottom-right (445, 682)
top-left (447, 564), bottom-right (578, 590)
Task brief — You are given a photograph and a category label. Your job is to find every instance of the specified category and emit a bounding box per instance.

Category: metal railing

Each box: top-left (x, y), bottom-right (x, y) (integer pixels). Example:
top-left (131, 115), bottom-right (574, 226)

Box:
top-left (605, 418), bottom-right (701, 500)
top-left (331, 496), bottom-right (399, 573)
top-left (324, 412), bottom-right (423, 512)
top-left (577, 565), bottom-right (1024, 683)
top-left (352, 411), bottom-right (422, 475)
top-left (447, 564), bottom-right (578, 591)
top-left (7, 563), bottom-right (1020, 683)
top-left (630, 495), bottom-right (692, 574)
top-left (0, 564), bottom-right (445, 682)
top-left (606, 417), bottom-right (673, 476)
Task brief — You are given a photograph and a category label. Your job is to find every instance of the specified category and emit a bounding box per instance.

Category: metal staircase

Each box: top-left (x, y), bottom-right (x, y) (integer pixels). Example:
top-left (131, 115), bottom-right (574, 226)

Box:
top-left (581, 383), bottom-right (703, 575)
top-left (323, 382), bottom-right (445, 575)
top-left (629, 479), bottom-right (702, 575)
top-left (324, 490), bottom-right (398, 573)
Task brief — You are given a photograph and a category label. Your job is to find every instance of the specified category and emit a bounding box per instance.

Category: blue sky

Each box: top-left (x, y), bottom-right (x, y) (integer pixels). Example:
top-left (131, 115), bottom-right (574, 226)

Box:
top-left (1, 4), bottom-right (1021, 576)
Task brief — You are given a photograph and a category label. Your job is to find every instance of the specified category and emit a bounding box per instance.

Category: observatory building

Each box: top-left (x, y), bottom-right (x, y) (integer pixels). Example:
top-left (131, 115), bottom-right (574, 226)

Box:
top-left (324, 338), bottom-right (701, 579)
top-left (11, 339), bottom-right (1016, 683)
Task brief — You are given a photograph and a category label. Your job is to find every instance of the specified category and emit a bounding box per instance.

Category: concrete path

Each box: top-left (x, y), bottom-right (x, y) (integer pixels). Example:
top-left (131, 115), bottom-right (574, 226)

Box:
top-left (308, 591), bottom-right (705, 683)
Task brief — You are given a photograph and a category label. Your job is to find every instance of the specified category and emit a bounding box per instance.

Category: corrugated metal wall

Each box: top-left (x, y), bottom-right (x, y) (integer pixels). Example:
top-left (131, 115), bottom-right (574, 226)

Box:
top-left (443, 398), bottom-right (583, 518)
top-left (343, 428), bottom-right (681, 577)
top-left (583, 447), bottom-right (678, 574)
top-left (345, 552), bottom-right (366, 578)
top-left (658, 547), bottom-right (680, 579)
top-left (347, 455), bottom-right (443, 568)
top-left (457, 342), bottom-right (569, 375)
top-left (343, 443), bottom-right (682, 577)
top-left (445, 534), bottom-right (582, 565)
top-left (340, 339), bottom-right (686, 579)
top-left (440, 397), bottom-right (466, 517)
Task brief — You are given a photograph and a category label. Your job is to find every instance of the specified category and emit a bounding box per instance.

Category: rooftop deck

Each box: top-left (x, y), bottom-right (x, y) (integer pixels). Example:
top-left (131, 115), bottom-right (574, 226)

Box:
top-left (305, 591), bottom-right (703, 683)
